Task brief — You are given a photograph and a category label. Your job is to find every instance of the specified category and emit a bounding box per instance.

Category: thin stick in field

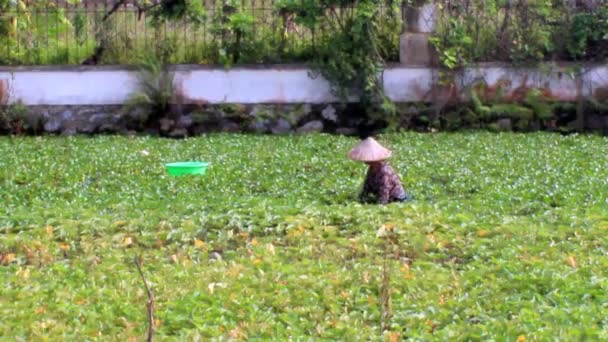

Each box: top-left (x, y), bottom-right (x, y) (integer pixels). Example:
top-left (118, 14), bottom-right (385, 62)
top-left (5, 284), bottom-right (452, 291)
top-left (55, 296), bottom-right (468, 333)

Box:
top-left (134, 256), bottom-right (155, 342)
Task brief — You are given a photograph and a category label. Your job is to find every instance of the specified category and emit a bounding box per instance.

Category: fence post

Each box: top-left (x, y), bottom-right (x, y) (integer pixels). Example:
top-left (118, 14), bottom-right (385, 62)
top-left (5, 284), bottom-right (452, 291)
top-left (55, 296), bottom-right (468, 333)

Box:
top-left (399, 0), bottom-right (437, 66)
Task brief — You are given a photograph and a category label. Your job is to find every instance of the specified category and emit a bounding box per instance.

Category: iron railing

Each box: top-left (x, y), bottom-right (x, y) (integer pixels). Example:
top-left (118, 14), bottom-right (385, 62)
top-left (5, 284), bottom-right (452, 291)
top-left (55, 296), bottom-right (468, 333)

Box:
top-left (0, 0), bottom-right (606, 66)
top-left (0, 0), bottom-right (403, 65)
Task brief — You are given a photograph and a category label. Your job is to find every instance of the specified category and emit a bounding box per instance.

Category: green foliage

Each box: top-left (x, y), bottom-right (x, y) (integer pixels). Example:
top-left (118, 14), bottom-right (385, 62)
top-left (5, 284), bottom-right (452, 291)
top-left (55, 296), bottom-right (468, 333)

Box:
top-left (470, 87), bottom-right (491, 117)
top-left (278, 0), bottom-right (401, 128)
top-left (489, 103), bottom-right (533, 120)
top-left (0, 0), bottom-right (607, 66)
top-left (460, 81), bottom-right (556, 130)
top-left (0, 0), bottom-right (79, 65)
top-left (430, 1), bottom-right (571, 68)
top-left (150, 0), bottom-right (206, 24)
top-left (0, 79), bottom-right (36, 134)
top-left (0, 101), bottom-right (33, 134)
top-left (524, 88), bottom-right (554, 120)
top-left (127, 57), bottom-right (175, 127)
top-left (72, 9), bottom-right (87, 45)
top-left (429, 18), bottom-right (475, 69)
top-left (566, 8), bottom-right (608, 59)
top-left (209, 2), bottom-right (258, 66)
top-left (1, 134), bottom-right (608, 339)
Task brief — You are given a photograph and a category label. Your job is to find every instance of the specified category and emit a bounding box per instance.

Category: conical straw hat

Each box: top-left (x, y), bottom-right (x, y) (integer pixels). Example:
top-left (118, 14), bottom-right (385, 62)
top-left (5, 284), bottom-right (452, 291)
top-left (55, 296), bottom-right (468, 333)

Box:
top-left (348, 137), bottom-right (392, 162)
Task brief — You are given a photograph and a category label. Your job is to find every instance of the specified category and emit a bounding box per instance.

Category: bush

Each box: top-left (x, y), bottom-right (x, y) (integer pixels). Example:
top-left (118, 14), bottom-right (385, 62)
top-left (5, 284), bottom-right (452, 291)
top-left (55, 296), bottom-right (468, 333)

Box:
top-left (566, 7), bottom-right (608, 60)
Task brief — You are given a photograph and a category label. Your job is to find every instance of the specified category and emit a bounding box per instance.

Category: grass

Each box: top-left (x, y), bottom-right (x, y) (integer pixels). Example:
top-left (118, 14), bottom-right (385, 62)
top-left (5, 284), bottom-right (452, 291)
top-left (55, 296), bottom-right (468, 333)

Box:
top-left (1, 132), bottom-right (608, 340)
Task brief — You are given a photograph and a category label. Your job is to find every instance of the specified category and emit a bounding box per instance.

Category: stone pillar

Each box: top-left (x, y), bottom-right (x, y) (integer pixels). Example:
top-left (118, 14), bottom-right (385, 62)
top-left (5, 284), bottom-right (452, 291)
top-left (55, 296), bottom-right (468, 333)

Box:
top-left (399, 0), bottom-right (437, 66)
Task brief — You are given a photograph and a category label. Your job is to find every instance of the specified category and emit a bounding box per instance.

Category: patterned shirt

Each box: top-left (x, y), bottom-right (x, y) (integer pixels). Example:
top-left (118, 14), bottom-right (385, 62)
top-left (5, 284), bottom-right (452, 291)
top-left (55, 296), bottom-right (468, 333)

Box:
top-left (359, 161), bottom-right (407, 204)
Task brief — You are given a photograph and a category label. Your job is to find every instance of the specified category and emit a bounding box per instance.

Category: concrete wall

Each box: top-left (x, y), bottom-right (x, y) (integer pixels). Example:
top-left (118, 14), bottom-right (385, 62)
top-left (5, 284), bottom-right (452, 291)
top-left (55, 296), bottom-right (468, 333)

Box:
top-left (1, 64), bottom-right (607, 106)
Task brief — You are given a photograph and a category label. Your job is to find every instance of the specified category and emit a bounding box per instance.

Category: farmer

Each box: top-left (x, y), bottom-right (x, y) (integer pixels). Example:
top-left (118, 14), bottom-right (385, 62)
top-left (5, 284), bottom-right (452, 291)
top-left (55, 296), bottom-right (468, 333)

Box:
top-left (348, 137), bottom-right (410, 204)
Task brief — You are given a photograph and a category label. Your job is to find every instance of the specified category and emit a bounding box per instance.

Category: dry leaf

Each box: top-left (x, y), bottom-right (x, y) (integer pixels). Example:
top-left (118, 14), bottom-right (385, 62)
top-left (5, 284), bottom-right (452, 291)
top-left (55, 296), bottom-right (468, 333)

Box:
top-left (114, 220), bottom-right (127, 228)
top-left (401, 266), bottom-right (414, 280)
top-left (208, 282), bottom-right (226, 294)
top-left (363, 271), bottom-right (370, 284)
top-left (35, 306), bottom-right (46, 314)
top-left (387, 331), bottom-right (400, 342)
top-left (566, 256), bottom-right (577, 268)
top-left (23, 246), bottom-right (35, 261)
top-left (16, 267), bottom-right (30, 279)
top-left (1, 253), bottom-right (16, 265)
top-left (123, 237), bottom-right (134, 247)
top-left (291, 226), bottom-right (305, 237)
top-left (170, 254), bottom-right (178, 263)
top-left (59, 243), bottom-right (70, 251)
top-left (265, 243), bottom-right (275, 256)
top-left (477, 230), bottom-right (490, 238)
top-left (45, 225), bottom-right (54, 235)
top-left (376, 226), bottom-right (388, 238)
top-left (228, 326), bottom-right (247, 340)
top-left (227, 264), bottom-right (243, 278)
top-left (194, 239), bottom-right (206, 249)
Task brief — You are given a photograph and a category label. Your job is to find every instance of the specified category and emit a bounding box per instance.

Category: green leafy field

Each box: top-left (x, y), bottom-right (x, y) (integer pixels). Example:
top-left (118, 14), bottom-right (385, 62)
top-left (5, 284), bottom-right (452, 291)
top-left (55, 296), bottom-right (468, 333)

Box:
top-left (1, 133), bottom-right (607, 341)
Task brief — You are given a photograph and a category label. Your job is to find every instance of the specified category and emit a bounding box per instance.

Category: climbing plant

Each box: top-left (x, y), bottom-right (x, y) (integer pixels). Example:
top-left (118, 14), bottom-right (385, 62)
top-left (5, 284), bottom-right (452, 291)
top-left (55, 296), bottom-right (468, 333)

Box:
top-left (428, 1), bottom-right (596, 69)
top-left (566, 7), bottom-right (608, 60)
top-left (276, 0), bottom-right (402, 129)
top-left (0, 0), bottom-right (74, 64)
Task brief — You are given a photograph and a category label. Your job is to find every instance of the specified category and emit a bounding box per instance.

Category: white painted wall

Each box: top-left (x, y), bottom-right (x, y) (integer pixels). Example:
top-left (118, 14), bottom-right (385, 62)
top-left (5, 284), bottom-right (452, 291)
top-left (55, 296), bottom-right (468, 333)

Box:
top-left (176, 69), bottom-right (337, 104)
top-left (0, 64), bottom-right (606, 106)
top-left (0, 69), bottom-right (137, 105)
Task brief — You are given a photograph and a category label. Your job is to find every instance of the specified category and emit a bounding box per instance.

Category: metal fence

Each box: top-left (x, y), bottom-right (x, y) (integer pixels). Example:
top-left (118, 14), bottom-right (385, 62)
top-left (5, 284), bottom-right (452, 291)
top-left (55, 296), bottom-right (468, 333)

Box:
top-left (0, 0), bottom-right (606, 66)
top-left (430, 0), bottom-right (608, 64)
top-left (0, 0), bottom-right (403, 65)
top-left (1, 0), bottom-right (270, 65)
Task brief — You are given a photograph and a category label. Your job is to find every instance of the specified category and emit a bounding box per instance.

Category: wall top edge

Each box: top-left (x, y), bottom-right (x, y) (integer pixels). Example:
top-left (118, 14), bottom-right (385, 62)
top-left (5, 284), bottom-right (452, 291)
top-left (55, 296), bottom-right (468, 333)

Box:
top-left (0, 62), bottom-right (606, 73)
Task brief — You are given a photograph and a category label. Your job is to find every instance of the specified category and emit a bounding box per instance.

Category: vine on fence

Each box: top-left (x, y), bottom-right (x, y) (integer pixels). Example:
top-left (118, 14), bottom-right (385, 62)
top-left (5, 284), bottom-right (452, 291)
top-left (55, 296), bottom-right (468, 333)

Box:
top-left (276, 0), bottom-right (401, 130)
top-left (567, 7), bottom-right (608, 60)
top-left (429, 1), bottom-right (608, 69)
top-left (0, 0), bottom-right (74, 64)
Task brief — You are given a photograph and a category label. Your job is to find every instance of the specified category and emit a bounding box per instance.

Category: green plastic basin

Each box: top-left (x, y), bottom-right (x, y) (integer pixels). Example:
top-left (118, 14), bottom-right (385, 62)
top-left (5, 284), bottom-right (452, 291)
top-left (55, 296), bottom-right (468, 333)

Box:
top-left (165, 162), bottom-right (209, 176)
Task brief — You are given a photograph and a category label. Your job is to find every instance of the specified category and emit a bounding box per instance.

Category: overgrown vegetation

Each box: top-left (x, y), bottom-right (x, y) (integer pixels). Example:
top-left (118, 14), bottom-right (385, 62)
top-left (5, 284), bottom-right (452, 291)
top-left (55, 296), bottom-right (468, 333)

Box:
top-left (437, 80), bottom-right (558, 131)
top-left (0, 0), bottom-right (399, 66)
top-left (1, 133), bottom-right (608, 340)
top-left (567, 6), bottom-right (608, 60)
top-left (430, 1), bottom-right (608, 69)
top-left (1, 1), bottom-right (606, 67)
top-left (0, 0), bottom-right (80, 64)
top-left (0, 80), bottom-right (38, 135)
top-left (127, 57), bottom-right (176, 129)
top-left (276, 0), bottom-right (401, 130)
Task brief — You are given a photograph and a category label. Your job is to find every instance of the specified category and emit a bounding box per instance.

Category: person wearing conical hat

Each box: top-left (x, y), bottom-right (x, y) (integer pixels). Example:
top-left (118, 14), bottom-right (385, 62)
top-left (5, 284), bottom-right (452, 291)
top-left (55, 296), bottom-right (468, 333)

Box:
top-left (348, 137), bottom-right (410, 204)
